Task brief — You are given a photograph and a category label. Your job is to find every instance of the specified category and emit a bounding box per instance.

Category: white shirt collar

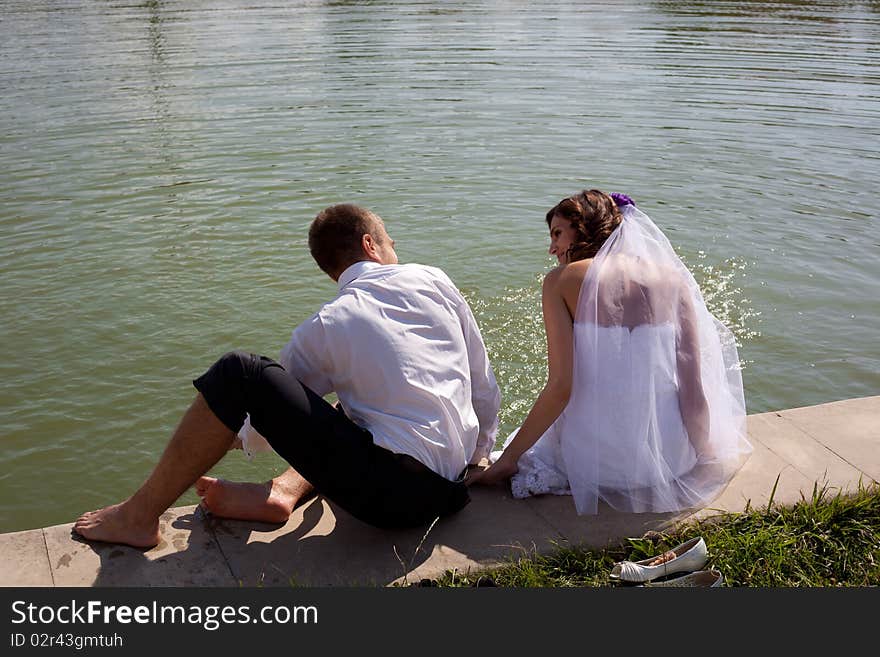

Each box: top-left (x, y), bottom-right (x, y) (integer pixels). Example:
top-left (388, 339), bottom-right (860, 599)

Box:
top-left (337, 260), bottom-right (382, 291)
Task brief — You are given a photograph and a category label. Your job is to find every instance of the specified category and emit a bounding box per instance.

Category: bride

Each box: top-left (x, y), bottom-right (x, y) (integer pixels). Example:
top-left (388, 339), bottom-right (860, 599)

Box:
top-left (467, 189), bottom-right (752, 514)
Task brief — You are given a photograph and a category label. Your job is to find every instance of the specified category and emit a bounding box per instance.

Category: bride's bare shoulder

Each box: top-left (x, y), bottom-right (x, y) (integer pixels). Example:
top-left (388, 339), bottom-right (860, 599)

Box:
top-left (544, 259), bottom-right (591, 287)
top-left (561, 259), bottom-right (592, 289)
top-left (544, 260), bottom-right (592, 315)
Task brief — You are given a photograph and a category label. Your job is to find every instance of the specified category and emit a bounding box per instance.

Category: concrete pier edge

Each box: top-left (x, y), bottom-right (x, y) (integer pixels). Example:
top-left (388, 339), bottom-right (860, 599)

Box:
top-left (2, 395), bottom-right (877, 587)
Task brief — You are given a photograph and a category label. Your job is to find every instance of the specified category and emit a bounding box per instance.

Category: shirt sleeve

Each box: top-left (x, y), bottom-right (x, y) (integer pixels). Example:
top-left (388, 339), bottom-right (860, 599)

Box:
top-left (434, 270), bottom-right (501, 463)
top-left (278, 313), bottom-right (334, 397)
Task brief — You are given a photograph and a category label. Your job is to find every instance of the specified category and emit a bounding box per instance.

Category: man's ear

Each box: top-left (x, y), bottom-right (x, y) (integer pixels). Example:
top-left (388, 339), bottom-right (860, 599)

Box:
top-left (362, 233), bottom-right (380, 262)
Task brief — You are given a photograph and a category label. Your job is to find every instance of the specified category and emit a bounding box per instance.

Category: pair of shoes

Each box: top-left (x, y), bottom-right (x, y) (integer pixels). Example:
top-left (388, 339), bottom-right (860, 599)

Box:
top-left (644, 569), bottom-right (724, 587)
top-left (610, 536), bottom-right (708, 583)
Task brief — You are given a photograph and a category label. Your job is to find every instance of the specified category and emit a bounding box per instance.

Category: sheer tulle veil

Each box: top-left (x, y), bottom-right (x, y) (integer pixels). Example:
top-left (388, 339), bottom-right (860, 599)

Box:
top-left (500, 201), bottom-right (752, 514)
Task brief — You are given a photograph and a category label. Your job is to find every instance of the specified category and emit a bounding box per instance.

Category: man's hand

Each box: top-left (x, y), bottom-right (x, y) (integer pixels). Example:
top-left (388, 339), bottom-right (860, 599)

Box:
top-left (464, 461), bottom-right (489, 484)
top-left (465, 454), bottom-right (518, 487)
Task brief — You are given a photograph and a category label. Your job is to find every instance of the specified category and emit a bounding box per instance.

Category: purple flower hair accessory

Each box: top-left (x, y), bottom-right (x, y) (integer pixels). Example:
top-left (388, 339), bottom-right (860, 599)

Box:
top-left (610, 192), bottom-right (635, 208)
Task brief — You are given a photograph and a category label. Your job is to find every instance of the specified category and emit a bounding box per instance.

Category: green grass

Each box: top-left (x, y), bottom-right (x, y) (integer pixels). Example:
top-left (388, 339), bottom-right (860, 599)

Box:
top-left (427, 480), bottom-right (880, 587)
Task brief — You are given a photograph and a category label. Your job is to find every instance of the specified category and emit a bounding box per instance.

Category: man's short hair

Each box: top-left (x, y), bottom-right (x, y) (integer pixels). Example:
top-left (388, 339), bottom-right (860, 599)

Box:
top-left (308, 204), bottom-right (384, 278)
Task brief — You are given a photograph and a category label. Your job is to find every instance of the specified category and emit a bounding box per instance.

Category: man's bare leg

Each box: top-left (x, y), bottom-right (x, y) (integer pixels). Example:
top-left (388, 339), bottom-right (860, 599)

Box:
top-left (73, 394), bottom-right (235, 548)
top-left (195, 466), bottom-right (315, 523)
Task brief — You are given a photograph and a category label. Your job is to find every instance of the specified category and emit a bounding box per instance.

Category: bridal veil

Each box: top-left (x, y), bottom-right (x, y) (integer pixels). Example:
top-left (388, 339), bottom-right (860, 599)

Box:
top-left (505, 202), bottom-right (753, 514)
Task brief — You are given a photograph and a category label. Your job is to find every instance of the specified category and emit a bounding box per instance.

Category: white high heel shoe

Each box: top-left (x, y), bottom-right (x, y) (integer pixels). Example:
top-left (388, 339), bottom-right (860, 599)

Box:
top-left (610, 536), bottom-right (708, 583)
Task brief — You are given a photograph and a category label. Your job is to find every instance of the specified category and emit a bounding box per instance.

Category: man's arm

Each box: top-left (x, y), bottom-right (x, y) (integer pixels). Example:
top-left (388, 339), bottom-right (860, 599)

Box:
top-left (278, 314), bottom-right (333, 396)
top-left (437, 273), bottom-right (501, 464)
top-left (465, 324), bottom-right (501, 464)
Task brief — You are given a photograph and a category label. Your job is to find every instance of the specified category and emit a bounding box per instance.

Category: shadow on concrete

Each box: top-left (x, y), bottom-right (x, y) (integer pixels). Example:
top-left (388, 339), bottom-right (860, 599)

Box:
top-left (46, 507), bottom-right (236, 587)
top-left (73, 486), bottom-right (684, 587)
top-left (202, 487), bottom-right (558, 587)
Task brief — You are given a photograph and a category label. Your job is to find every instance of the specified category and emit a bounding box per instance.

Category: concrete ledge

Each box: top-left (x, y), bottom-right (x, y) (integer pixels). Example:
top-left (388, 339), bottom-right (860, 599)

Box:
top-left (0, 529), bottom-right (53, 587)
top-left (2, 395), bottom-right (878, 587)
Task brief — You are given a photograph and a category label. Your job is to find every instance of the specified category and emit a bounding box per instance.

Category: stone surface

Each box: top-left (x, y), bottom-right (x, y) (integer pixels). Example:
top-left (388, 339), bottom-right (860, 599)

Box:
top-left (0, 529), bottom-right (53, 586)
top-left (778, 396), bottom-right (880, 483)
top-left (689, 437), bottom-right (817, 521)
top-left (522, 493), bottom-right (689, 552)
top-left (394, 485), bottom-right (562, 584)
top-left (207, 496), bottom-right (419, 587)
top-left (747, 411), bottom-right (873, 493)
top-left (211, 486), bottom-right (560, 587)
top-left (2, 396), bottom-right (878, 588)
top-left (43, 505), bottom-right (235, 586)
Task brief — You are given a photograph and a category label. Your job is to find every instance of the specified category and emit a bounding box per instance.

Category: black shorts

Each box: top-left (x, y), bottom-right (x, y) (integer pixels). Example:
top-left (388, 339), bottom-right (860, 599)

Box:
top-left (192, 351), bottom-right (469, 529)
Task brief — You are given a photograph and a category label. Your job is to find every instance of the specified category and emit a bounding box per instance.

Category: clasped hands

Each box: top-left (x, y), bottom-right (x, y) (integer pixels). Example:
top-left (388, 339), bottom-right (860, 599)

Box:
top-left (465, 453), bottom-right (519, 487)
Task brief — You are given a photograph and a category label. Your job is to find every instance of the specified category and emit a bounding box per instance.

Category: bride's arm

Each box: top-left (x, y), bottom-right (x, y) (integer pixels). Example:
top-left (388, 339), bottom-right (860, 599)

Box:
top-left (675, 286), bottom-right (712, 458)
top-left (467, 268), bottom-right (574, 485)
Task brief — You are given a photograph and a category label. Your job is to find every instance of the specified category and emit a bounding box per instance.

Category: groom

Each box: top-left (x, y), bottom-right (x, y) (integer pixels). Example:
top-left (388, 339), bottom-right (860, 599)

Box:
top-left (74, 203), bottom-right (500, 548)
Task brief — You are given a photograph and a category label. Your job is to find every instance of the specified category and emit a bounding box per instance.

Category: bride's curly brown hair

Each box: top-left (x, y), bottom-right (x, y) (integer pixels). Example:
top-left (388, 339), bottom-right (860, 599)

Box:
top-left (545, 189), bottom-right (623, 262)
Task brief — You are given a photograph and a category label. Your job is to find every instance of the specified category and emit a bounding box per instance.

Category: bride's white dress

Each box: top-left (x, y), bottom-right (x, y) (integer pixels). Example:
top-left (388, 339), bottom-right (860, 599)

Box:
top-left (497, 323), bottom-right (700, 513)
top-left (494, 204), bottom-right (752, 514)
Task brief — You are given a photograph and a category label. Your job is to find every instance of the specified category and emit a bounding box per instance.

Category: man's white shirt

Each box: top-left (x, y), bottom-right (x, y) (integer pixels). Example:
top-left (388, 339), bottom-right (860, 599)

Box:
top-left (239, 261), bottom-right (500, 481)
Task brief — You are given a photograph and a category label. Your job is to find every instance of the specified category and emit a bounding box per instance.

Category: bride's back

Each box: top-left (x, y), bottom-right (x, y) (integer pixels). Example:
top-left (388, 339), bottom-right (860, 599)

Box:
top-left (568, 253), bottom-right (685, 329)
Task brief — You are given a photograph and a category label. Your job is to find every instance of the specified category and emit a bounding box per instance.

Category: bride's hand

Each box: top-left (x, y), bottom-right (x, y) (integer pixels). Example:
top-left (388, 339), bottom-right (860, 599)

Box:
top-left (693, 438), bottom-right (719, 464)
top-left (465, 455), bottom-right (519, 487)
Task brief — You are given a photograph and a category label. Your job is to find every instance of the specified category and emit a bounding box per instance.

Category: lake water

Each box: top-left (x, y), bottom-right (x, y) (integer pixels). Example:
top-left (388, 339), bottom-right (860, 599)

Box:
top-left (1, 0), bottom-right (878, 534)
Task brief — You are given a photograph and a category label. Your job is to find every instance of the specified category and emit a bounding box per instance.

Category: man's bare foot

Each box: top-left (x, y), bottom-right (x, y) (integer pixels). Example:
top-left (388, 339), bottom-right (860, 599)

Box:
top-left (73, 502), bottom-right (161, 549)
top-left (196, 474), bottom-right (305, 523)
